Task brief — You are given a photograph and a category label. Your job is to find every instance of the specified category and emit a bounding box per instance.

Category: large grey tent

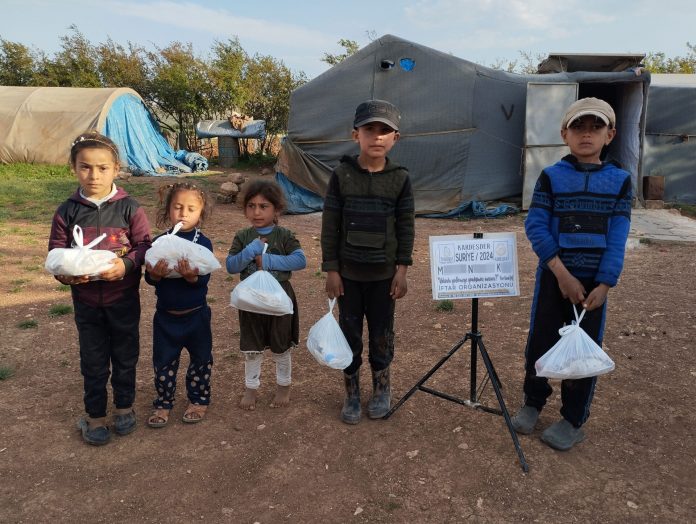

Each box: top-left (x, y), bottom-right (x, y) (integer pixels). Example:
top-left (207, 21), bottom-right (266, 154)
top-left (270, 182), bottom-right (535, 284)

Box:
top-left (277, 35), bottom-right (650, 214)
top-left (643, 74), bottom-right (696, 204)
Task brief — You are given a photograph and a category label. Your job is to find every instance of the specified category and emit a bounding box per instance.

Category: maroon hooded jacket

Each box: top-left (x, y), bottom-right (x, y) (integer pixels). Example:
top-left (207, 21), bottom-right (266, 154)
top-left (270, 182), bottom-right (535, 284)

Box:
top-left (48, 187), bottom-right (152, 307)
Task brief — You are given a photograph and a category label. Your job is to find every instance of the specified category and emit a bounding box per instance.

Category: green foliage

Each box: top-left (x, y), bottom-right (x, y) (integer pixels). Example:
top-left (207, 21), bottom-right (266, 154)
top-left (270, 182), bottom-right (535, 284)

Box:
top-left (240, 54), bottom-right (307, 153)
top-left (209, 38), bottom-right (247, 117)
top-left (489, 50), bottom-right (547, 74)
top-left (321, 39), bottom-right (360, 66)
top-left (644, 43), bottom-right (696, 73)
top-left (666, 202), bottom-right (696, 219)
top-left (0, 366), bottom-right (14, 380)
top-left (10, 278), bottom-right (28, 292)
top-left (435, 300), bottom-right (455, 312)
top-left (56, 284), bottom-right (71, 292)
top-left (33, 25), bottom-right (101, 87)
top-left (237, 151), bottom-right (277, 167)
top-left (96, 38), bottom-right (150, 95)
top-left (0, 163), bottom-right (74, 222)
top-left (18, 319), bottom-right (38, 329)
top-left (49, 304), bottom-right (73, 317)
top-left (147, 41), bottom-right (211, 147)
top-left (0, 38), bottom-right (37, 85)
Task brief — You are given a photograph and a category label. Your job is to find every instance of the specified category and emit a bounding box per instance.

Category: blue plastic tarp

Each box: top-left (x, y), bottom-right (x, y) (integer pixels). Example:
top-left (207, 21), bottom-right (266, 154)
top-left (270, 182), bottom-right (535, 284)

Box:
top-left (103, 94), bottom-right (191, 175)
top-left (196, 119), bottom-right (266, 139)
top-left (275, 172), bottom-right (324, 214)
top-left (420, 201), bottom-right (519, 219)
top-left (175, 150), bottom-right (208, 172)
top-left (276, 170), bottom-right (518, 218)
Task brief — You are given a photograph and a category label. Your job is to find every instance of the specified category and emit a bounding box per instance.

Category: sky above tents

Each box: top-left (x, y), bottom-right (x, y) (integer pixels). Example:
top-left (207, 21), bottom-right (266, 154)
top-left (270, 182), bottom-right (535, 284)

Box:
top-left (1, 0), bottom-right (694, 79)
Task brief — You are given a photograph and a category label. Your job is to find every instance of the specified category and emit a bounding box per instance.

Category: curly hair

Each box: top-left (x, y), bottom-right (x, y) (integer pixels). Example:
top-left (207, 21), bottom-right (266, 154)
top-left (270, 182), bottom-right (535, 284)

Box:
top-left (156, 182), bottom-right (212, 229)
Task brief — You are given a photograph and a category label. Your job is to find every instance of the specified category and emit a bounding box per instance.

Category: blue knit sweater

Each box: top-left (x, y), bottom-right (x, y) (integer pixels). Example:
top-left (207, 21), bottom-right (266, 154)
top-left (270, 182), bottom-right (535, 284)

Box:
top-left (525, 155), bottom-right (632, 287)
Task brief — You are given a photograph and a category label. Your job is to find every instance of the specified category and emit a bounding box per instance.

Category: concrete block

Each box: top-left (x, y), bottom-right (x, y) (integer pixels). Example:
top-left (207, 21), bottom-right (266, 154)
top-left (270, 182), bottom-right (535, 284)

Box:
top-left (644, 199), bottom-right (664, 209)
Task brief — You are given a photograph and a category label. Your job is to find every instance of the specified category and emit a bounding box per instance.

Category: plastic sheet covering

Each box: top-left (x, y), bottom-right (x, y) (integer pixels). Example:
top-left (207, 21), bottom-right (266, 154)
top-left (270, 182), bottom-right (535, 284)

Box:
top-left (196, 119), bottom-right (266, 139)
top-left (174, 150), bottom-right (208, 172)
top-left (420, 200), bottom-right (519, 219)
top-left (275, 170), bottom-right (517, 219)
top-left (275, 172), bottom-right (324, 214)
top-left (104, 94), bottom-right (190, 175)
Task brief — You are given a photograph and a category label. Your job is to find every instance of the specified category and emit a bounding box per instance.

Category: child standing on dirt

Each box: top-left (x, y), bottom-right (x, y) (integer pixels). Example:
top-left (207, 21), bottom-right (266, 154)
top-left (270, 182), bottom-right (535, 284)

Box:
top-left (48, 131), bottom-right (151, 446)
top-left (145, 183), bottom-right (215, 428)
top-left (226, 179), bottom-right (306, 410)
top-left (511, 97), bottom-right (632, 450)
top-left (321, 99), bottom-right (415, 424)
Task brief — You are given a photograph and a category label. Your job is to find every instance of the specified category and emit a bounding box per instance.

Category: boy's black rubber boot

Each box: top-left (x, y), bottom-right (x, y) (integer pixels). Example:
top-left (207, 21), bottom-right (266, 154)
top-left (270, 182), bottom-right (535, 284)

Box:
top-left (367, 366), bottom-right (391, 419)
top-left (77, 417), bottom-right (111, 446)
top-left (341, 371), bottom-right (361, 425)
top-left (113, 409), bottom-right (137, 436)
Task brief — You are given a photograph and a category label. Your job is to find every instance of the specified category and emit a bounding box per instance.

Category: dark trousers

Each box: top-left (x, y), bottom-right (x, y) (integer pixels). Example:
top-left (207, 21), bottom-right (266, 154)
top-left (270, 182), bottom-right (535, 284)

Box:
top-left (339, 277), bottom-right (395, 376)
top-left (74, 294), bottom-right (141, 419)
top-left (523, 268), bottom-right (607, 427)
top-left (152, 306), bottom-right (213, 409)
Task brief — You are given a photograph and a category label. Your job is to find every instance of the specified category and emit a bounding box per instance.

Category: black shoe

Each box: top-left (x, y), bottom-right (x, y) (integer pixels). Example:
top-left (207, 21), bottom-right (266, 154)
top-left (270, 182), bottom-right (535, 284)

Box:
top-left (367, 366), bottom-right (391, 419)
top-left (113, 410), bottom-right (137, 436)
top-left (77, 417), bottom-right (111, 446)
top-left (341, 371), bottom-right (361, 425)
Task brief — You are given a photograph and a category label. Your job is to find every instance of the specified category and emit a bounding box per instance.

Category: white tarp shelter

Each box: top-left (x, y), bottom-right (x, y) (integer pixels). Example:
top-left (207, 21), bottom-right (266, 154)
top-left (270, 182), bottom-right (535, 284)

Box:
top-left (0, 86), bottom-right (188, 174)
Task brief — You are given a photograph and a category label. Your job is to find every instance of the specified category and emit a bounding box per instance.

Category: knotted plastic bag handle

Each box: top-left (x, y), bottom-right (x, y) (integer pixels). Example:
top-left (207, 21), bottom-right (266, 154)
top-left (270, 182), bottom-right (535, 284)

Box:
top-left (255, 242), bottom-right (269, 270)
top-left (73, 225), bottom-right (106, 250)
top-left (328, 297), bottom-right (337, 313)
top-left (170, 221), bottom-right (184, 235)
top-left (558, 304), bottom-right (586, 336)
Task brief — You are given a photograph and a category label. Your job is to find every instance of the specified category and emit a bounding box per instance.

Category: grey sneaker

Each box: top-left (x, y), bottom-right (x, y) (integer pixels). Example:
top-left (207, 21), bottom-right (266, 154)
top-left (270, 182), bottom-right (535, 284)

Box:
top-left (511, 405), bottom-right (540, 434)
top-left (540, 419), bottom-right (585, 451)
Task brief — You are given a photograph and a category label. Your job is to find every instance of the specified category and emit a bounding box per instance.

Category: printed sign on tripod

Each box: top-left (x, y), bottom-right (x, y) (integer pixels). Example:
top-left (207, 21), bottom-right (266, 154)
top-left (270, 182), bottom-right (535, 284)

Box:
top-left (429, 232), bottom-right (519, 300)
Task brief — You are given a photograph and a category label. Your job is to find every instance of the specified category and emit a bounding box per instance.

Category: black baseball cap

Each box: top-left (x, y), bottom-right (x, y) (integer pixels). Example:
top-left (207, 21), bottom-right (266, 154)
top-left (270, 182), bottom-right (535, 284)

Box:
top-left (353, 99), bottom-right (401, 131)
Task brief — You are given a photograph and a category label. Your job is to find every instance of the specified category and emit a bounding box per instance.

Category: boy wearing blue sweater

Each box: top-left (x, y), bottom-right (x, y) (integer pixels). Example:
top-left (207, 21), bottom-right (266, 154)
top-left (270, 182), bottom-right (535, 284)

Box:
top-left (512, 98), bottom-right (632, 450)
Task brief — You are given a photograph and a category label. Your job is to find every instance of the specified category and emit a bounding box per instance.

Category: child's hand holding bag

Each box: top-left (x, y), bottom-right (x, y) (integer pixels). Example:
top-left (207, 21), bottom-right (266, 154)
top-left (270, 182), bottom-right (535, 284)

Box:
top-left (230, 244), bottom-right (293, 316)
top-left (144, 221), bottom-right (221, 277)
top-left (535, 305), bottom-right (615, 379)
top-left (306, 298), bottom-right (353, 370)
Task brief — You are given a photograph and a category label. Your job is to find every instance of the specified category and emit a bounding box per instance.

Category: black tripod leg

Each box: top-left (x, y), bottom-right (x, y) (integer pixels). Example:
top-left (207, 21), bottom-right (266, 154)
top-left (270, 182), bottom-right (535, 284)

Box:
top-left (476, 338), bottom-right (529, 473)
top-left (383, 336), bottom-right (469, 419)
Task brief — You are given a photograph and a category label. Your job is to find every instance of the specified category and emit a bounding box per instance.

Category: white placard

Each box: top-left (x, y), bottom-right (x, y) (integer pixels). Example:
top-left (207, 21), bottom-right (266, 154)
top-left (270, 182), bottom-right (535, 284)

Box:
top-left (429, 233), bottom-right (519, 300)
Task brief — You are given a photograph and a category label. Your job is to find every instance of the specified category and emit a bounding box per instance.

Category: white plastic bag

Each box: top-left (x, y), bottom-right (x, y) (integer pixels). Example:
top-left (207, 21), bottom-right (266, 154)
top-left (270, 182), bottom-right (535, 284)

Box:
top-left (535, 305), bottom-right (615, 379)
top-left (306, 299), bottom-right (353, 370)
top-left (230, 245), bottom-right (293, 316)
top-left (144, 222), bottom-right (221, 277)
top-left (45, 225), bottom-right (117, 277)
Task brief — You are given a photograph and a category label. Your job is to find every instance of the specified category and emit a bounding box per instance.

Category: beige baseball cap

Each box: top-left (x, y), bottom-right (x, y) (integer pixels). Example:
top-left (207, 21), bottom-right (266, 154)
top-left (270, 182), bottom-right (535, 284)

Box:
top-left (562, 97), bottom-right (616, 128)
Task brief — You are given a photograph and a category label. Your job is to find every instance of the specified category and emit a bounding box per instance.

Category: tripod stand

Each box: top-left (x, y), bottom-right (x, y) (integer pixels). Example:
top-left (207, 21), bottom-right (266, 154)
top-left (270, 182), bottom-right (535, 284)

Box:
top-left (384, 259), bottom-right (529, 472)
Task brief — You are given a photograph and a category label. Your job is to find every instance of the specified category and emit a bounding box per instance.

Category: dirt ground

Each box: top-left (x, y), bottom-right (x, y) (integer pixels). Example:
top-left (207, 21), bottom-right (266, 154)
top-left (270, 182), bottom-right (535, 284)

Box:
top-left (1, 170), bottom-right (695, 523)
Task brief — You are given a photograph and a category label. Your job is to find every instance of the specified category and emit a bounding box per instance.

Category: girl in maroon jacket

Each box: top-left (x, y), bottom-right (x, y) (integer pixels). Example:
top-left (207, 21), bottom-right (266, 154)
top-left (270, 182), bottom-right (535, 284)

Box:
top-left (48, 131), bottom-right (151, 446)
